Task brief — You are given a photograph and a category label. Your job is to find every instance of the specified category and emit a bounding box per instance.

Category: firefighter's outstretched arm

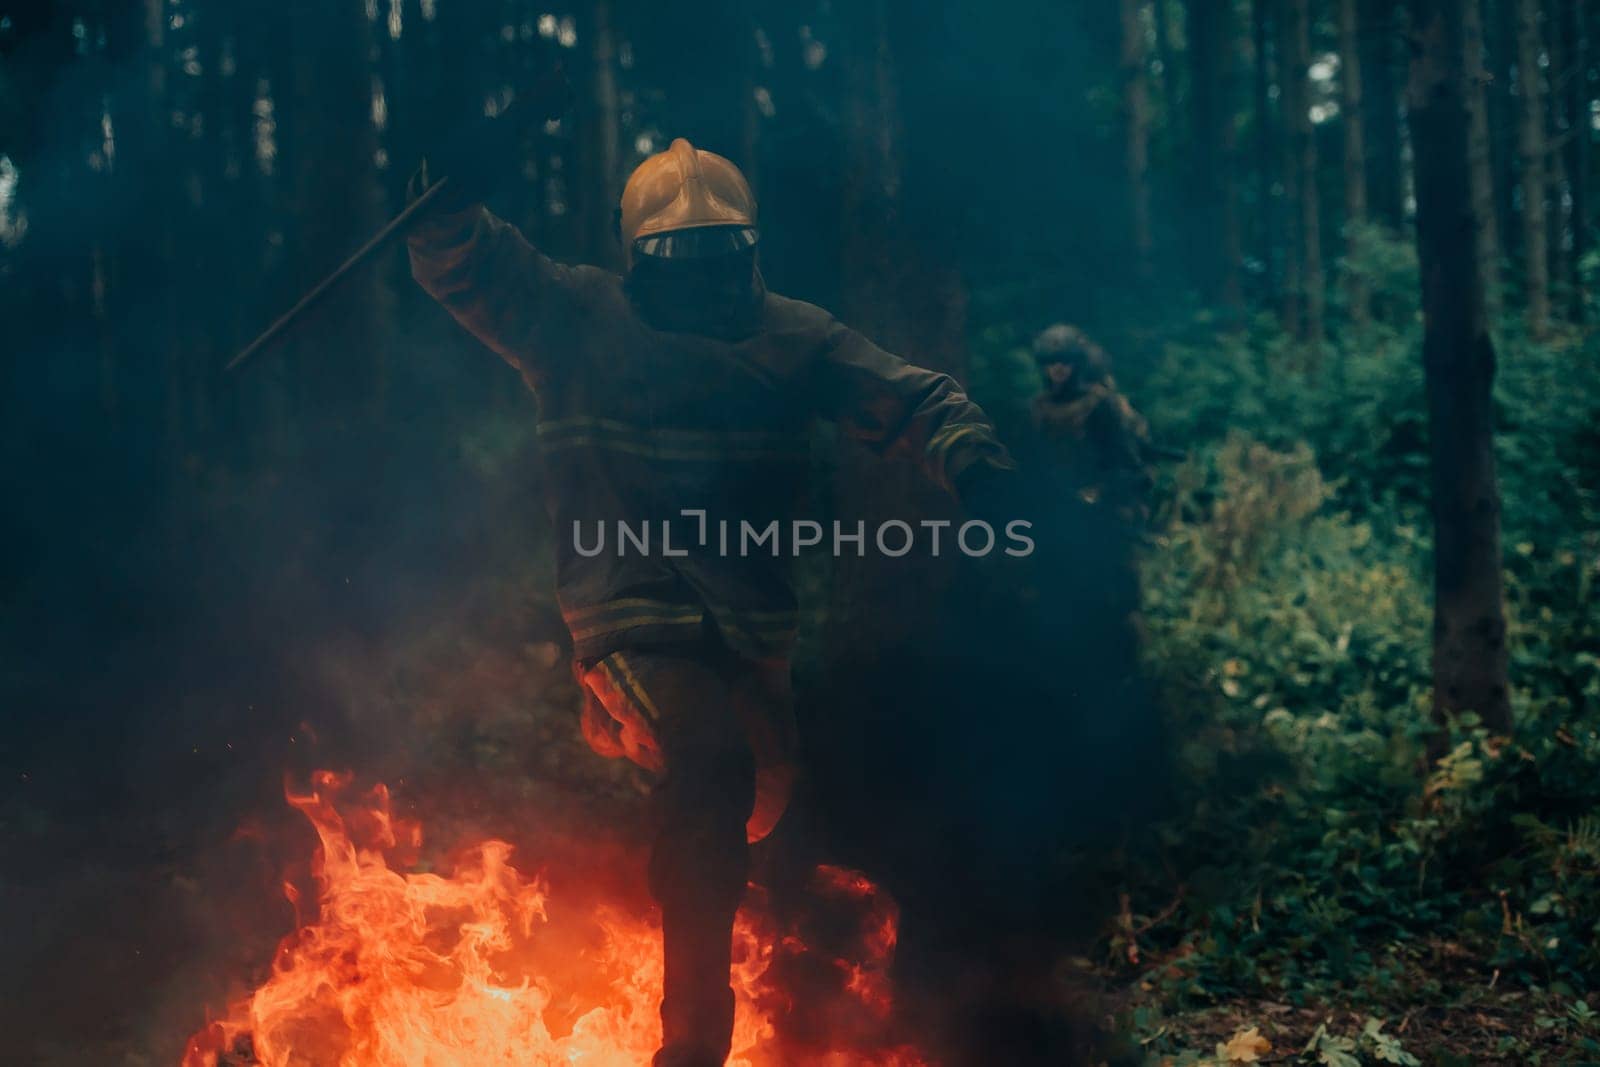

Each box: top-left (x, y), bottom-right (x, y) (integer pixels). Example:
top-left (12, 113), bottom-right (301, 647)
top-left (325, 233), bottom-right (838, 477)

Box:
top-left (811, 319), bottom-right (1016, 498)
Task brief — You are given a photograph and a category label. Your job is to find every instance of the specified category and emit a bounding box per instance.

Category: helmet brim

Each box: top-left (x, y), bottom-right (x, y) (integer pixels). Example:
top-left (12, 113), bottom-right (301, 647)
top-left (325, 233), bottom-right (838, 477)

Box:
top-left (632, 225), bottom-right (758, 261)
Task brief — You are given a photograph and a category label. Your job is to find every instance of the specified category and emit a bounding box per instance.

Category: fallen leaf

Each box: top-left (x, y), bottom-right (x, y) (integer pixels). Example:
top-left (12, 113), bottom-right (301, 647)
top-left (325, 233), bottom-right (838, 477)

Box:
top-left (1218, 1025), bottom-right (1272, 1063)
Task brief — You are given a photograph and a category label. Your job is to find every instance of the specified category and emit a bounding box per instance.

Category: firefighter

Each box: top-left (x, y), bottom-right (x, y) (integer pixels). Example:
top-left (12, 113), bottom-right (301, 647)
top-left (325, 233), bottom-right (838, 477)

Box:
top-left (1030, 323), bottom-right (1153, 522)
top-left (407, 129), bottom-right (1018, 1066)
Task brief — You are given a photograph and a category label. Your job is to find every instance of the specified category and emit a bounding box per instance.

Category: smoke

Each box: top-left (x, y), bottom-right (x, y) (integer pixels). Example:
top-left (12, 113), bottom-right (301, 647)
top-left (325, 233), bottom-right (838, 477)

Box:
top-left (1, 3), bottom-right (1167, 1062)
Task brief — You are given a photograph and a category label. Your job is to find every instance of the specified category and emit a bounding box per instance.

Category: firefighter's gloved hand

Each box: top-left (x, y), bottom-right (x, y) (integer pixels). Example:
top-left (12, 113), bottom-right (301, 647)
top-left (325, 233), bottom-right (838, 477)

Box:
top-left (420, 64), bottom-right (573, 204)
top-left (405, 158), bottom-right (459, 210)
top-left (957, 461), bottom-right (1040, 604)
top-left (956, 459), bottom-right (1029, 535)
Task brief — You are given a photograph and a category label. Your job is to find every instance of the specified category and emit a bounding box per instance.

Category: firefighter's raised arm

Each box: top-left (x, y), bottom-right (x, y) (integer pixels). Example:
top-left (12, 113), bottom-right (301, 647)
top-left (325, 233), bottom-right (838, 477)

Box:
top-left (406, 175), bottom-right (589, 385)
top-left (405, 69), bottom-right (581, 384)
top-left (811, 317), bottom-right (1015, 495)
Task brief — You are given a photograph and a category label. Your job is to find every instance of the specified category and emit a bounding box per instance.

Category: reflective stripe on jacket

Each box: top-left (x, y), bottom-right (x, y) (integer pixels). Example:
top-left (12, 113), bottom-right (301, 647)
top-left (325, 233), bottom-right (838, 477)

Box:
top-left (409, 204), bottom-right (1012, 659)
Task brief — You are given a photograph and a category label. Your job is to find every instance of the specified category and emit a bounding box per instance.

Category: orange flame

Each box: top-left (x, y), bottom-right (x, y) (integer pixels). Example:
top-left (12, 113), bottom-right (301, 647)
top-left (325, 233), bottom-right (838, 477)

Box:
top-left (184, 772), bottom-right (928, 1067)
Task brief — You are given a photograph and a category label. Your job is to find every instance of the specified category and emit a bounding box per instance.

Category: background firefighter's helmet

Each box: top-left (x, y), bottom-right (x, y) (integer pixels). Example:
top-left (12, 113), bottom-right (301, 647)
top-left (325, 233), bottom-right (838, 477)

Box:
top-left (619, 138), bottom-right (757, 267)
top-left (1032, 323), bottom-right (1111, 377)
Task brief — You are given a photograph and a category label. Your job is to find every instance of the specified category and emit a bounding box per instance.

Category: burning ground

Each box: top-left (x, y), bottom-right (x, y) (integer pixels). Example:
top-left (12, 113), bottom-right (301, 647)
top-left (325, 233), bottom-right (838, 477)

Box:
top-left (183, 772), bottom-right (928, 1067)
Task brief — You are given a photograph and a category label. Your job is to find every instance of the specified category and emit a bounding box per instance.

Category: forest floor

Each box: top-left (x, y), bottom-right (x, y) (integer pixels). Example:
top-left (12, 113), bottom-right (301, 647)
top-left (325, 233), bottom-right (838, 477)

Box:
top-left (5, 756), bottom-right (1588, 1067)
top-left (1099, 950), bottom-right (1591, 1065)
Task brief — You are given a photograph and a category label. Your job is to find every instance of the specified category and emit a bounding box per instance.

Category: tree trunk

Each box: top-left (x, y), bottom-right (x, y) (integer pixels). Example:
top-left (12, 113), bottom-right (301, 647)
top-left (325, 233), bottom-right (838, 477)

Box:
top-left (1190, 0), bottom-right (1218, 269)
top-left (739, 14), bottom-right (764, 201)
top-left (1548, 5), bottom-right (1571, 306)
top-left (1121, 0), bottom-right (1154, 279)
top-left (1464, 0), bottom-right (1503, 313)
top-left (1189, 0), bottom-right (1244, 310)
top-left (1291, 0), bottom-right (1325, 346)
top-left (578, 0), bottom-right (622, 270)
top-left (1254, 0), bottom-right (1281, 305)
top-left (1359, 0), bottom-right (1406, 229)
top-left (1407, 0), bottom-right (1513, 734)
top-left (1282, 0), bottom-right (1324, 348)
top-left (1561, 0), bottom-right (1589, 319)
top-left (1275, 1), bottom-right (1305, 337)
top-left (1490, 0), bottom-right (1521, 263)
top-left (840, 0), bottom-right (905, 351)
top-left (830, 0), bottom-right (969, 662)
top-left (145, 0), bottom-right (185, 473)
top-left (1515, 0), bottom-right (1550, 336)
top-left (836, 1), bottom-right (968, 375)
top-left (1218, 4), bottom-right (1245, 311)
top-left (1153, 0), bottom-right (1181, 125)
top-left (1340, 0), bottom-right (1371, 322)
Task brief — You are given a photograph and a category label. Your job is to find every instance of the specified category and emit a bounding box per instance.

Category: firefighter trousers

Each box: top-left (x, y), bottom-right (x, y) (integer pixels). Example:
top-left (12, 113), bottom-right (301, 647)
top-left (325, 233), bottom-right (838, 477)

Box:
top-left (578, 647), bottom-right (797, 1067)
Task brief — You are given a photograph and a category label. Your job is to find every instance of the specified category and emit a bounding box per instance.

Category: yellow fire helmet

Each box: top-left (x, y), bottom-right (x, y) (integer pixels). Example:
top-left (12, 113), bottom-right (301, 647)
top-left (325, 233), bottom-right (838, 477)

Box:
top-left (618, 137), bottom-right (757, 267)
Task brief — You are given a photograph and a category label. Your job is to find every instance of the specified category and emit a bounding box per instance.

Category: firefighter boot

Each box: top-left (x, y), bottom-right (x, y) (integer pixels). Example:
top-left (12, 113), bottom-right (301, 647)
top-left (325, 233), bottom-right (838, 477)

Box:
top-left (647, 659), bottom-right (756, 1067)
top-left (650, 793), bottom-right (748, 1067)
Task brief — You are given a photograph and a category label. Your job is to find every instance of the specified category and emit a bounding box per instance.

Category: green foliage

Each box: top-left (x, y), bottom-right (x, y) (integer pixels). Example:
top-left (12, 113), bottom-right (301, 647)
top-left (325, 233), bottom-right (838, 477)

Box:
top-left (1304, 1022), bottom-right (1362, 1067)
top-left (966, 320), bottom-right (1045, 442)
top-left (1360, 1017), bottom-right (1421, 1065)
top-left (1088, 228), bottom-right (1600, 1024)
top-left (1338, 221), bottom-right (1423, 324)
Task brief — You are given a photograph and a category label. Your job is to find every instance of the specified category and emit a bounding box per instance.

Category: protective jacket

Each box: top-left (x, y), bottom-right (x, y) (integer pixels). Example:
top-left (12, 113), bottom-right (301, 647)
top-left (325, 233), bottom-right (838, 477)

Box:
top-left (408, 204), bottom-right (1012, 661)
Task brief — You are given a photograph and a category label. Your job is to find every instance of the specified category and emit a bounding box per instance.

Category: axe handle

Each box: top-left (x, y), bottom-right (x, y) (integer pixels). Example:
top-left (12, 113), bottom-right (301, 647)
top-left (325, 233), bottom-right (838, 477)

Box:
top-left (226, 177), bottom-right (453, 371)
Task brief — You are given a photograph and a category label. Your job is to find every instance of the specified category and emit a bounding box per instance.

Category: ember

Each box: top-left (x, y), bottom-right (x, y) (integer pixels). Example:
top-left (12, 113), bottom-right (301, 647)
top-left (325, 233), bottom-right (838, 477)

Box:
top-left (184, 772), bottom-right (928, 1066)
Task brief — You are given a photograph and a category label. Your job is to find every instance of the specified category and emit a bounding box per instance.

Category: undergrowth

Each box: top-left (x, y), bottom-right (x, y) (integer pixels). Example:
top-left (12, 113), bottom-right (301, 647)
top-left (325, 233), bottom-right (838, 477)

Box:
top-left (972, 229), bottom-right (1600, 1064)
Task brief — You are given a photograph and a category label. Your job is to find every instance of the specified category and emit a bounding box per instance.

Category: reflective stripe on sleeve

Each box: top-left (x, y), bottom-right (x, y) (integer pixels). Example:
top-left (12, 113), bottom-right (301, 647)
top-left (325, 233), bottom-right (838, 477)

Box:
top-left (538, 417), bottom-right (807, 462)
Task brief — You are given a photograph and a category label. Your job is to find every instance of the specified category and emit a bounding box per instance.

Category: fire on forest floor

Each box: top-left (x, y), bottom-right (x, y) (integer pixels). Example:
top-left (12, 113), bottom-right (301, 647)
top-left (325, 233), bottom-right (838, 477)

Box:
top-left (182, 770), bottom-right (931, 1067)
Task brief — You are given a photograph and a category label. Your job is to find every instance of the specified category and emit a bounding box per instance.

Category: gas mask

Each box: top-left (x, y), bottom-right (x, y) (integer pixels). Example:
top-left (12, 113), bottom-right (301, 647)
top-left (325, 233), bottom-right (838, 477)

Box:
top-left (626, 226), bottom-right (763, 338)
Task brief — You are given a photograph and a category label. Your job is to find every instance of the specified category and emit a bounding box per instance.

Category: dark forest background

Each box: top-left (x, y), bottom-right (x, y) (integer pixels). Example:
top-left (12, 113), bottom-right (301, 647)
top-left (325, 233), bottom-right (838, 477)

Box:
top-left (3, 0), bottom-right (1600, 1064)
